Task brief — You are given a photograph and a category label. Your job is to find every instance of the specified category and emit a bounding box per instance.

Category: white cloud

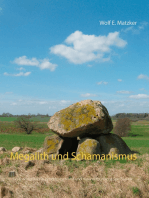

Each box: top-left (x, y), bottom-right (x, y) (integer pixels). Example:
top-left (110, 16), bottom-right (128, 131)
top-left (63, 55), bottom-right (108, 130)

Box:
top-left (12, 56), bottom-right (57, 71)
top-left (138, 21), bottom-right (148, 30)
top-left (1, 97), bottom-right (149, 116)
top-left (117, 90), bottom-right (132, 94)
top-left (81, 93), bottom-right (97, 97)
top-left (97, 81), bottom-right (108, 85)
top-left (38, 101), bottom-right (48, 105)
top-left (118, 79), bottom-right (122, 82)
top-left (121, 21), bottom-right (148, 34)
top-left (13, 56), bottom-right (39, 66)
top-left (16, 67), bottom-right (25, 71)
top-left (129, 94), bottom-right (149, 99)
top-left (39, 59), bottom-right (57, 71)
top-left (122, 26), bottom-right (133, 33)
top-left (4, 72), bottom-right (31, 76)
top-left (50, 30), bottom-right (127, 64)
top-left (137, 74), bottom-right (149, 80)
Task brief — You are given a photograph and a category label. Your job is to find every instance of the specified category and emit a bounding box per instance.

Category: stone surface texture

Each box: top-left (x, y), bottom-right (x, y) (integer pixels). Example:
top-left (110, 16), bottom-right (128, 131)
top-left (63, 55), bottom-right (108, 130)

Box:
top-left (43, 134), bottom-right (63, 154)
top-left (12, 147), bottom-right (23, 153)
top-left (95, 133), bottom-right (133, 155)
top-left (76, 137), bottom-right (102, 161)
top-left (47, 99), bottom-right (113, 138)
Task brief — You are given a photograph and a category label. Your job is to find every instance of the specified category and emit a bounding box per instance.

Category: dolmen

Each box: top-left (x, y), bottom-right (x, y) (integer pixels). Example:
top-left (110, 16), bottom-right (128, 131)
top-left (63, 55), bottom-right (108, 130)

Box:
top-left (44, 99), bottom-right (139, 161)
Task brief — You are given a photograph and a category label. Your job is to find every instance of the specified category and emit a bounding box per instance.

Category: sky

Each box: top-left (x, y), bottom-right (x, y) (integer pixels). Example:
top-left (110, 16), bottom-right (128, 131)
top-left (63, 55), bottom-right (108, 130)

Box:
top-left (0, 0), bottom-right (149, 116)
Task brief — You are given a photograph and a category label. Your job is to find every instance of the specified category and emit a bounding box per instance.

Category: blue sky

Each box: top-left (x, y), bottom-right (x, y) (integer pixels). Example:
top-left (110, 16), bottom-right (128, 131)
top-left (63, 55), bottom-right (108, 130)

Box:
top-left (0, 0), bottom-right (149, 116)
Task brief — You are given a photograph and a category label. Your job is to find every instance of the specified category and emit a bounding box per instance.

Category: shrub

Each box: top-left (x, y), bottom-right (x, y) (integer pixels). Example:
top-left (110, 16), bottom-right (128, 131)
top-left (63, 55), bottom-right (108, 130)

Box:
top-left (14, 115), bottom-right (42, 134)
top-left (113, 117), bottom-right (131, 137)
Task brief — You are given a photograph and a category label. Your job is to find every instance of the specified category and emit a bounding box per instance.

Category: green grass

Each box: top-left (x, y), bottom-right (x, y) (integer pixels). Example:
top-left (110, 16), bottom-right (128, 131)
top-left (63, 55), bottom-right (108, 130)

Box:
top-left (0, 120), bottom-right (149, 155)
top-left (0, 132), bottom-right (54, 150)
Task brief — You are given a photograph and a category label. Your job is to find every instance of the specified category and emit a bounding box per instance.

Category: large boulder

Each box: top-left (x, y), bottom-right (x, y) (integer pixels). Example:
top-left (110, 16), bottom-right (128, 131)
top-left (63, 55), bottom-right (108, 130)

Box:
top-left (47, 100), bottom-right (113, 138)
top-left (75, 137), bottom-right (102, 161)
top-left (95, 133), bottom-right (135, 155)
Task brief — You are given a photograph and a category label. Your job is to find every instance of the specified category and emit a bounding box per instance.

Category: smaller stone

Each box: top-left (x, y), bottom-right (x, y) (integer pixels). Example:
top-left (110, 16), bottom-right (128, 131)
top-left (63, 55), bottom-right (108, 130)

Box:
top-left (43, 135), bottom-right (63, 154)
top-left (107, 148), bottom-right (119, 159)
top-left (12, 147), bottom-right (23, 153)
top-left (0, 147), bottom-right (7, 152)
top-left (22, 147), bottom-right (37, 154)
top-left (76, 137), bottom-right (102, 161)
top-left (8, 171), bottom-right (16, 177)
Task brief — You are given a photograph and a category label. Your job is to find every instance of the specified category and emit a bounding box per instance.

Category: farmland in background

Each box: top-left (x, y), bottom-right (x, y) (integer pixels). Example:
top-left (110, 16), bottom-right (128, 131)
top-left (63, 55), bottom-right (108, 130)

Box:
top-left (0, 116), bottom-right (149, 155)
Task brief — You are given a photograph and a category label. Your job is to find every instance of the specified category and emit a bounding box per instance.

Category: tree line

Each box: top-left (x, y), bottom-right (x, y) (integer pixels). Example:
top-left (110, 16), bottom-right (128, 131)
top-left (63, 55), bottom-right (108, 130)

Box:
top-left (0, 113), bottom-right (51, 117)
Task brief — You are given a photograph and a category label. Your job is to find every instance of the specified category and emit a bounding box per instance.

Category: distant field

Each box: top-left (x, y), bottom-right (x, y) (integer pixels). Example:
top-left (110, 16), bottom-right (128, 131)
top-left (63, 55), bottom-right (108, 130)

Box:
top-left (0, 119), bottom-right (149, 155)
top-left (0, 116), bottom-right (51, 122)
top-left (0, 133), bottom-right (54, 151)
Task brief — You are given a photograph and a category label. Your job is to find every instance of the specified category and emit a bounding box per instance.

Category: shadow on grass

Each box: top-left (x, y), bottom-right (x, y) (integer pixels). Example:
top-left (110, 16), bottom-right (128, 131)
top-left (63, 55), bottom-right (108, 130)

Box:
top-left (128, 133), bottom-right (144, 137)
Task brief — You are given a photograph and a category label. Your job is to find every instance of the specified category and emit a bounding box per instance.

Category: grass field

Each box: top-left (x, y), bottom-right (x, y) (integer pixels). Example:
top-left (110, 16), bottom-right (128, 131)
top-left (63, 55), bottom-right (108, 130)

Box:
top-left (0, 118), bottom-right (149, 155)
top-left (0, 116), bottom-right (50, 122)
top-left (0, 118), bottom-right (149, 197)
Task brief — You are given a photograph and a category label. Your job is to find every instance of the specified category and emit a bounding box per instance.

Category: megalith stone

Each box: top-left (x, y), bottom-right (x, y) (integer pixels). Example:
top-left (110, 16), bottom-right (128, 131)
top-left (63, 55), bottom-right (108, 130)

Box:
top-left (95, 133), bottom-right (133, 155)
top-left (75, 137), bottom-right (102, 161)
top-left (43, 134), bottom-right (63, 154)
top-left (43, 135), bottom-right (78, 158)
top-left (47, 99), bottom-right (113, 138)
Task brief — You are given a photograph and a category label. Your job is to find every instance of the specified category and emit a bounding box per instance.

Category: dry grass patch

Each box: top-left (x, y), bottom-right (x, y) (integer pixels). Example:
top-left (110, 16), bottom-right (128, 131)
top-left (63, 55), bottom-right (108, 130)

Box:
top-left (0, 151), bottom-right (149, 198)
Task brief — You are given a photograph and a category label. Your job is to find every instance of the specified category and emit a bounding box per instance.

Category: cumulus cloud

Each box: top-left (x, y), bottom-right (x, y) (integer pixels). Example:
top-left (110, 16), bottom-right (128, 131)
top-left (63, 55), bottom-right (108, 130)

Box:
top-left (12, 56), bottom-right (57, 71)
top-left (50, 30), bottom-right (127, 64)
top-left (117, 90), bottom-right (132, 94)
top-left (81, 93), bottom-right (97, 97)
top-left (97, 81), bottom-right (108, 85)
top-left (13, 56), bottom-right (39, 66)
top-left (39, 59), bottom-right (57, 71)
top-left (121, 21), bottom-right (148, 34)
top-left (118, 79), bottom-right (122, 82)
top-left (4, 72), bottom-right (31, 76)
top-left (137, 74), bottom-right (149, 80)
top-left (129, 94), bottom-right (149, 99)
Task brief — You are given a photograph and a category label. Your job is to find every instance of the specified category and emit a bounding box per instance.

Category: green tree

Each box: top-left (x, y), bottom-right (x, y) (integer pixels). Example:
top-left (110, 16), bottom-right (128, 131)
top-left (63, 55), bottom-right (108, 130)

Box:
top-left (14, 115), bottom-right (42, 134)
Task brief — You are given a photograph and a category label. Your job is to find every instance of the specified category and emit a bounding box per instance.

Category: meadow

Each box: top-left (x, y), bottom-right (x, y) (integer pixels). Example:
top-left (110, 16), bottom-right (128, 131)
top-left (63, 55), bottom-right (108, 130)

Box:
top-left (0, 117), bottom-right (149, 155)
top-left (0, 117), bottom-right (149, 197)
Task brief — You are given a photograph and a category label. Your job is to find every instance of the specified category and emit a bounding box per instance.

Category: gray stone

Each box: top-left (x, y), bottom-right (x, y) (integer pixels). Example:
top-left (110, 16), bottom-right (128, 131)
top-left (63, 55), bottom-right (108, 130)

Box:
top-left (47, 100), bottom-right (113, 138)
